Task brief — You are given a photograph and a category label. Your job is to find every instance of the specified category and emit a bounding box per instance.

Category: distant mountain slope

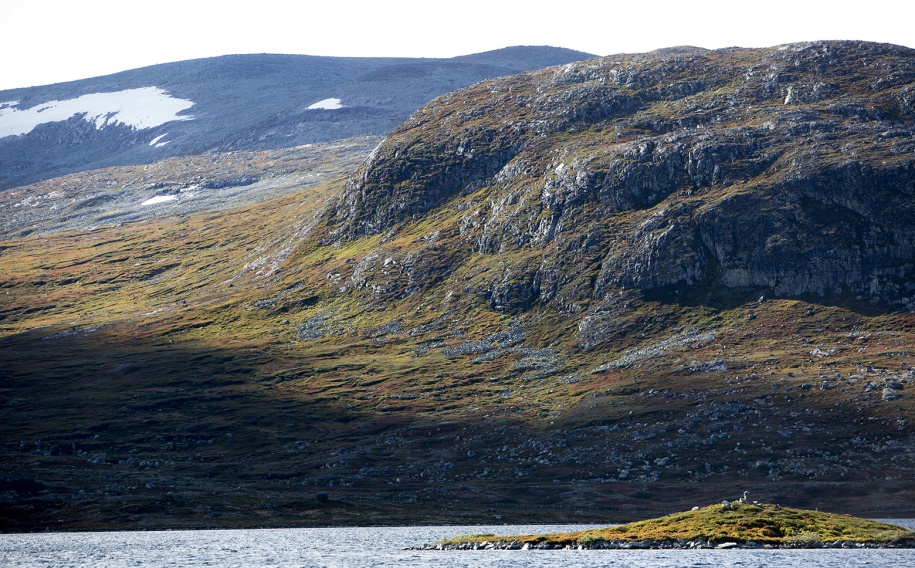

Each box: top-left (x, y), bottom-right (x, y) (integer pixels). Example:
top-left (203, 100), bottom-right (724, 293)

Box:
top-left (0, 137), bottom-right (379, 238)
top-left (0, 46), bottom-right (594, 190)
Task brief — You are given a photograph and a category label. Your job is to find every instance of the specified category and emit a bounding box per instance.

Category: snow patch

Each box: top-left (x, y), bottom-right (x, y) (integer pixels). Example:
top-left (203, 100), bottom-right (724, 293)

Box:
top-left (0, 87), bottom-right (194, 138)
top-left (141, 195), bottom-right (177, 206)
top-left (149, 133), bottom-right (168, 147)
top-left (307, 98), bottom-right (343, 110)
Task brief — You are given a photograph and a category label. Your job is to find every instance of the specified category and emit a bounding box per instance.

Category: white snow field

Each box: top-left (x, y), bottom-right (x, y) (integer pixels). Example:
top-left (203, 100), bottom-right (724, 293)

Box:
top-left (141, 195), bottom-right (178, 206)
top-left (306, 98), bottom-right (343, 110)
top-left (0, 87), bottom-right (194, 138)
top-left (148, 133), bottom-right (170, 147)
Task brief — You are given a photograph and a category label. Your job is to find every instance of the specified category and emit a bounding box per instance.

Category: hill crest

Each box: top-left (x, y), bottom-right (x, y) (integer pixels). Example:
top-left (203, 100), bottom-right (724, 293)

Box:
top-left (331, 40), bottom-right (915, 310)
top-left (0, 46), bottom-right (594, 190)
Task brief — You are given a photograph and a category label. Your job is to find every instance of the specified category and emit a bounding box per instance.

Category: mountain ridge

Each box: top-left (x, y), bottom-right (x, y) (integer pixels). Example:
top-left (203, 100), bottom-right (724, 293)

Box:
top-left (0, 46), bottom-right (594, 190)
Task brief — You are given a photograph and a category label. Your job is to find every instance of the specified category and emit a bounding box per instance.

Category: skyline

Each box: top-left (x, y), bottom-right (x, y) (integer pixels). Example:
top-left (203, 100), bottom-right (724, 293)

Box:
top-left (2, 0), bottom-right (914, 91)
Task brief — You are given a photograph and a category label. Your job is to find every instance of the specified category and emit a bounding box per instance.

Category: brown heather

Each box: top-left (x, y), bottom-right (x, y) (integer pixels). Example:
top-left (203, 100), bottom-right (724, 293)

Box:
top-left (1, 41), bottom-right (915, 531)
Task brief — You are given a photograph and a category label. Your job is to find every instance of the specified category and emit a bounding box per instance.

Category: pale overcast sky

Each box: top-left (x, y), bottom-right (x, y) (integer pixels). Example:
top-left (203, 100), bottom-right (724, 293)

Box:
top-left (2, 0), bottom-right (913, 91)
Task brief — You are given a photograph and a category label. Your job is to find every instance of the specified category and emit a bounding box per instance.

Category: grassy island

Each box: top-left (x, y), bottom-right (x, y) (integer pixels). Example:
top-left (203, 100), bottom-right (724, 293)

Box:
top-left (433, 502), bottom-right (914, 550)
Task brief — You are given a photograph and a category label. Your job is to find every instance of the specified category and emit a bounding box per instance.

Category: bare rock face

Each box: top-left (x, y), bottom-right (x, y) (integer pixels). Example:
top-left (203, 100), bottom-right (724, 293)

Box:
top-left (333, 41), bottom-right (915, 310)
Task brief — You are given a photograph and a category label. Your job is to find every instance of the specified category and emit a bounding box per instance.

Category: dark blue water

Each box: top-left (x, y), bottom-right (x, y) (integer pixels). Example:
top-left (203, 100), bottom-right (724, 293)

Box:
top-left (2, 521), bottom-right (913, 567)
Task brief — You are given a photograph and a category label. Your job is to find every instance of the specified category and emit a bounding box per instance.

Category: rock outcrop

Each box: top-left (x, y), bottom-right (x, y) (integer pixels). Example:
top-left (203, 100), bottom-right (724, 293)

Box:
top-left (332, 41), bottom-right (915, 310)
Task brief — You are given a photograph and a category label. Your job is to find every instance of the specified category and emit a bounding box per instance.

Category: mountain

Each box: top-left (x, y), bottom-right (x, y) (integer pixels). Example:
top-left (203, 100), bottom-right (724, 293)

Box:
top-left (332, 40), bottom-right (915, 311)
top-left (2, 41), bottom-right (915, 531)
top-left (0, 47), bottom-right (594, 191)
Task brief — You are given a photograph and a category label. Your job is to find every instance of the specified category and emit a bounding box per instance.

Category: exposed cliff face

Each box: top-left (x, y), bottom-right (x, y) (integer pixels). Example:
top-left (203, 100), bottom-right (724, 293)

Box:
top-left (333, 41), bottom-right (915, 310)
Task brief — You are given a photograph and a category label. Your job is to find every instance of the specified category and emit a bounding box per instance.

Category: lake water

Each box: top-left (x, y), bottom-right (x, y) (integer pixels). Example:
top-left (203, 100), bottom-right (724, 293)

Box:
top-left (2, 521), bottom-right (914, 567)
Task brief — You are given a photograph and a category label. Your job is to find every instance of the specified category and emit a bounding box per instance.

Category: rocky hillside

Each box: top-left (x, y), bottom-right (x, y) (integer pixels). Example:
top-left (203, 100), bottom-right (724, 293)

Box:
top-left (0, 47), bottom-right (593, 191)
top-left (2, 41), bottom-right (915, 532)
top-left (0, 137), bottom-right (380, 239)
top-left (333, 41), bottom-right (915, 310)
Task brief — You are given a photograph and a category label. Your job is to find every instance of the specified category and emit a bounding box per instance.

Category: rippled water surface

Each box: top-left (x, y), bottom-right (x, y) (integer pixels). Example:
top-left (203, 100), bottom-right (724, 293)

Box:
top-left (3, 520), bottom-right (914, 567)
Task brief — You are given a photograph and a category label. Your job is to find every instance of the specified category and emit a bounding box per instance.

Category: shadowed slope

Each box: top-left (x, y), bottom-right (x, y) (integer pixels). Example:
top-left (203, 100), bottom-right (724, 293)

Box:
top-left (3, 42), bottom-right (915, 531)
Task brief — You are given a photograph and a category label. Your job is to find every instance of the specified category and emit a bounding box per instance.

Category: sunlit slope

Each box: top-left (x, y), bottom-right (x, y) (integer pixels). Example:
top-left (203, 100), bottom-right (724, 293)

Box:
top-left (0, 137), bottom-right (379, 238)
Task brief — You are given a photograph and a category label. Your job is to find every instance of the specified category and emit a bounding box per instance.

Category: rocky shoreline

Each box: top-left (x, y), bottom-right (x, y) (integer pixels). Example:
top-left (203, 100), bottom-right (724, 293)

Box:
top-left (413, 538), bottom-right (915, 551)
top-left (415, 500), bottom-right (915, 551)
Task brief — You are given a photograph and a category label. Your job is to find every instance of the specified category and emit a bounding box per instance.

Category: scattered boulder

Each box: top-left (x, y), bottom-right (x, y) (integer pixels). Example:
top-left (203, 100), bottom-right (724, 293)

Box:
top-left (883, 388), bottom-right (902, 401)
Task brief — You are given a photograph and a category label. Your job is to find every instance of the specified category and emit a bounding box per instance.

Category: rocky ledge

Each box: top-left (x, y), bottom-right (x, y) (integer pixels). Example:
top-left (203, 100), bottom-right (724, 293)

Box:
top-left (418, 501), bottom-right (915, 550)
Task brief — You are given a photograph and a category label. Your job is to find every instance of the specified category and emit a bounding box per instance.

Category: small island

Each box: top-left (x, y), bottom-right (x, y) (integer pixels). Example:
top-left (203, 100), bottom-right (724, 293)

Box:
top-left (423, 500), bottom-right (915, 550)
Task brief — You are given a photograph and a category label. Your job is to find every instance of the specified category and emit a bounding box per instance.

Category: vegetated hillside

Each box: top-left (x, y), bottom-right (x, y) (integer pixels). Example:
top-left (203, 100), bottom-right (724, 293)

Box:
top-left (0, 47), bottom-right (593, 190)
top-left (2, 41), bottom-right (915, 532)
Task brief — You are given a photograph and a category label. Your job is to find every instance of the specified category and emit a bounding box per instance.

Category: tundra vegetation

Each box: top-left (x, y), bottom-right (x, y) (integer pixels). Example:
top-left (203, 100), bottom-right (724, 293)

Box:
top-left (1, 41), bottom-right (914, 531)
top-left (433, 502), bottom-right (915, 549)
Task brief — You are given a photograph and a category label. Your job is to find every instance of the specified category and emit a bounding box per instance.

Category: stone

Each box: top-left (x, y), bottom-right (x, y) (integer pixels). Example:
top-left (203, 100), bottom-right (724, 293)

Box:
top-left (882, 388), bottom-right (901, 401)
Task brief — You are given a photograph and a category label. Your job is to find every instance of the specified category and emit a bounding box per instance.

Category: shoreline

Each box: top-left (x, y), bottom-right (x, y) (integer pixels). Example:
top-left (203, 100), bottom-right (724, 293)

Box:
top-left (413, 537), bottom-right (915, 551)
top-left (416, 501), bottom-right (915, 551)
